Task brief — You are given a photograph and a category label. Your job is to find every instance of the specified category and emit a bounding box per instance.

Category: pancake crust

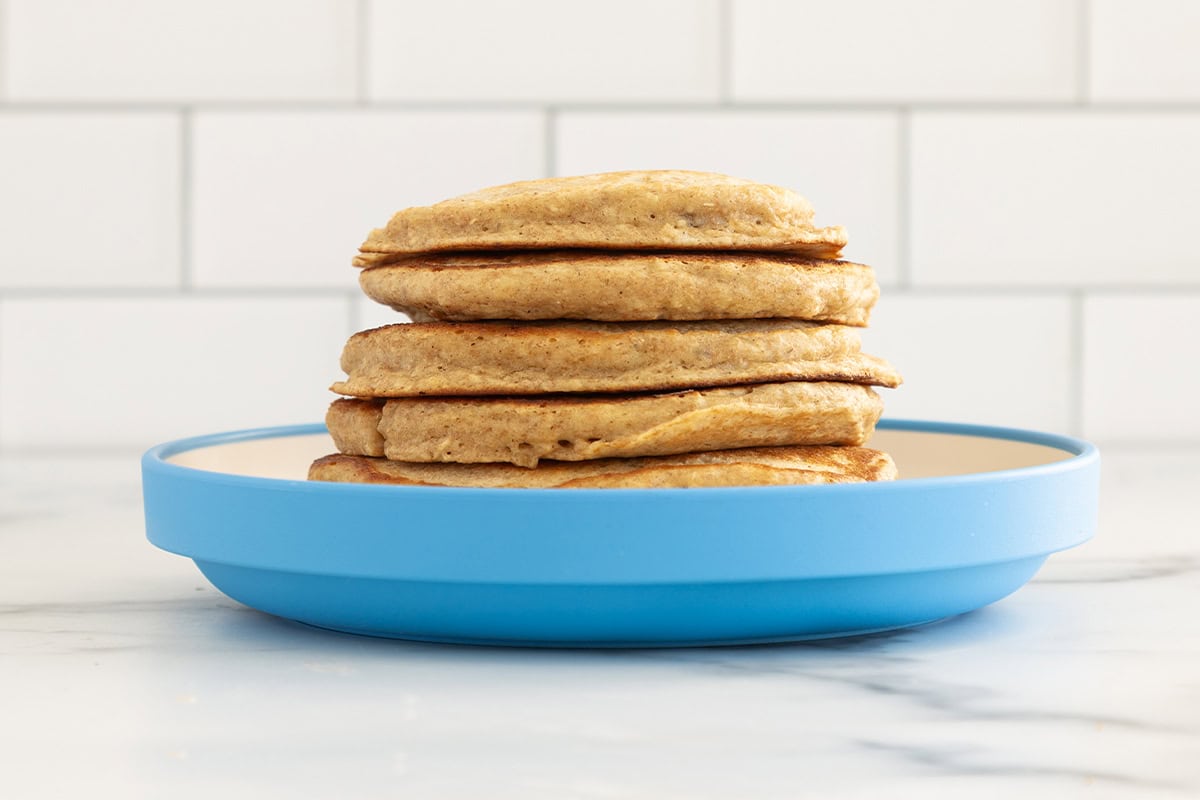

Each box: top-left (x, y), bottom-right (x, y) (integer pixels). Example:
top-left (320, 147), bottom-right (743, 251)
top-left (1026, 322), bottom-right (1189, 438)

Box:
top-left (357, 252), bottom-right (879, 325)
top-left (332, 320), bottom-right (902, 397)
top-left (308, 445), bottom-right (897, 488)
top-left (358, 171), bottom-right (847, 257)
top-left (326, 382), bottom-right (884, 467)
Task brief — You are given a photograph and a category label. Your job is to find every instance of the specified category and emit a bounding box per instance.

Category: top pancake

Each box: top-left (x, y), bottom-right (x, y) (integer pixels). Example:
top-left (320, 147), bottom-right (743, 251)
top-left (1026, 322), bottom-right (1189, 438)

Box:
top-left (357, 170), bottom-right (848, 257)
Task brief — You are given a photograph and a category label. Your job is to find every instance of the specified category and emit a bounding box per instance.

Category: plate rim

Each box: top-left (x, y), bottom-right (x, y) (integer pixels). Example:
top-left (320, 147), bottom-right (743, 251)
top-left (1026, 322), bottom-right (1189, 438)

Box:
top-left (142, 417), bottom-right (1101, 586)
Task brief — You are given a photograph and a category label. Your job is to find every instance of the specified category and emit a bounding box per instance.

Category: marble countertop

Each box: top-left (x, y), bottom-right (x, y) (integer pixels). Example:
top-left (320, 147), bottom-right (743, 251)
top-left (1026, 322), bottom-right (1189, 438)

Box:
top-left (1, 448), bottom-right (1197, 799)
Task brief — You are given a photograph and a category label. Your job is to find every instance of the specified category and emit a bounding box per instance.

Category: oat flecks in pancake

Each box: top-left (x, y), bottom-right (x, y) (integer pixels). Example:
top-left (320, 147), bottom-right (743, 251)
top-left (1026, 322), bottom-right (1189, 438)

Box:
top-left (330, 319), bottom-right (903, 397)
top-left (326, 382), bottom-right (884, 468)
top-left (308, 445), bottom-right (898, 488)
top-left (357, 170), bottom-right (847, 257)
top-left (356, 251), bottom-right (879, 325)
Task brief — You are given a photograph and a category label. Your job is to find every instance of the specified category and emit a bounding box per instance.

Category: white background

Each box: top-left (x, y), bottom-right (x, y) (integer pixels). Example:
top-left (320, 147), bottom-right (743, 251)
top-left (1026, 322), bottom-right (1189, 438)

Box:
top-left (0, 0), bottom-right (1197, 450)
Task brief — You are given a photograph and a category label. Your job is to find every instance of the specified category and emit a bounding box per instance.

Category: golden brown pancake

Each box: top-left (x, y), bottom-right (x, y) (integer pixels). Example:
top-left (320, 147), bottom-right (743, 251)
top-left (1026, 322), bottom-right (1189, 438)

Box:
top-left (326, 382), bottom-right (884, 467)
top-left (356, 251), bottom-right (878, 325)
top-left (309, 445), bottom-right (897, 488)
top-left (357, 171), bottom-right (847, 257)
top-left (331, 320), bottom-right (902, 398)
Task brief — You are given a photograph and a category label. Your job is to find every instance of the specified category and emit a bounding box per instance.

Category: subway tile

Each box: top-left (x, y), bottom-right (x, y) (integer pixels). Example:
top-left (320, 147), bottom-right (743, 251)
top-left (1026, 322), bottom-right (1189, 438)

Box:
top-left (730, 0), bottom-right (1078, 102)
top-left (1083, 295), bottom-right (1200, 442)
top-left (191, 111), bottom-right (545, 288)
top-left (862, 293), bottom-right (1073, 432)
top-left (555, 111), bottom-right (900, 282)
top-left (0, 297), bottom-right (348, 449)
top-left (367, 0), bottom-right (720, 102)
top-left (0, 113), bottom-right (180, 288)
top-left (1090, 0), bottom-right (1200, 102)
top-left (4, 0), bottom-right (356, 101)
top-left (910, 113), bottom-right (1200, 287)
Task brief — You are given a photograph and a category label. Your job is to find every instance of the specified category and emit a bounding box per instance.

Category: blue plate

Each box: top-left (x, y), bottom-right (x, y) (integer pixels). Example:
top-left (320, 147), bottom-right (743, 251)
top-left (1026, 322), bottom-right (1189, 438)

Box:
top-left (142, 420), bottom-right (1099, 647)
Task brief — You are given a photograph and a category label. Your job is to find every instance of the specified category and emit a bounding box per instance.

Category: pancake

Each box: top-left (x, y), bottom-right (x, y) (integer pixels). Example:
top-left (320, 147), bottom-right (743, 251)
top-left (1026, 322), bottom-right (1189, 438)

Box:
top-left (326, 382), bottom-right (884, 467)
top-left (325, 397), bottom-right (388, 460)
top-left (308, 445), bottom-right (897, 488)
top-left (331, 320), bottom-right (902, 397)
top-left (356, 252), bottom-right (878, 325)
top-left (357, 171), bottom-right (847, 257)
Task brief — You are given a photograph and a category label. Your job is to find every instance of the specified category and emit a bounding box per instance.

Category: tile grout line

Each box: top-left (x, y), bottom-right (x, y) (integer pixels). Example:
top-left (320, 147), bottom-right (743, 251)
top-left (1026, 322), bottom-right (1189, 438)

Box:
top-left (9, 100), bottom-right (1200, 113)
top-left (543, 107), bottom-right (557, 177)
top-left (178, 107), bottom-right (193, 291)
top-left (717, 0), bottom-right (733, 104)
top-left (1077, 0), bottom-right (1091, 104)
top-left (1069, 290), bottom-right (1086, 437)
top-left (896, 107), bottom-right (912, 289)
top-left (355, 0), bottom-right (370, 105)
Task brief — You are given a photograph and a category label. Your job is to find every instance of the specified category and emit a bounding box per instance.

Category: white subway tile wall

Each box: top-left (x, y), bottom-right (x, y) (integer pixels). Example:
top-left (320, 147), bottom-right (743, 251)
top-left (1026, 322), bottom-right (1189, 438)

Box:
top-left (367, 0), bottom-right (721, 102)
top-left (0, 113), bottom-right (181, 288)
top-left (1082, 296), bottom-right (1200, 443)
top-left (1090, 0), bottom-right (1200, 102)
top-left (0, 0), bottom-right (1194, 450)
top-left (0, 297), bottom-right (349, 449)
top-left (191, 111), bottom-right (545, 288)
top-left (910, 113), bottom-right (1200, 287)
top-left (862, 295), bottom-right (1074, 432)
top-left (555, 112), bottom-right (901, 283)
top-left (730, 0), bottom-right (1079, 102)
top-left (4, 0), bottom-right (358, 101)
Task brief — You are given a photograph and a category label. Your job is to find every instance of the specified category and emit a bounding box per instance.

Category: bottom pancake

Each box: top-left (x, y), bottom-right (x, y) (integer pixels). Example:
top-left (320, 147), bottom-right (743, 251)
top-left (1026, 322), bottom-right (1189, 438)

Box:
top-left (308, 446), bottom-right (897, 489)
top-left (326, 382), bottom-right (883, 468)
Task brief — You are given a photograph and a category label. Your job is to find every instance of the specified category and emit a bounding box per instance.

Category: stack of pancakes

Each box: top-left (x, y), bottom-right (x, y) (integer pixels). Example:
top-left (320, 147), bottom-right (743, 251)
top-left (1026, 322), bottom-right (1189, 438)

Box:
top-left (309, 171), bottom-right (901, 488)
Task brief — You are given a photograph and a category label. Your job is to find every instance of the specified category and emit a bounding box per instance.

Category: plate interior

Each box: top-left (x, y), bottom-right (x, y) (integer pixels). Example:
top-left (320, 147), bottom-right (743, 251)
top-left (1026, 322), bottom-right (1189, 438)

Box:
top-left (165, 428), bottom-right (1076, 482)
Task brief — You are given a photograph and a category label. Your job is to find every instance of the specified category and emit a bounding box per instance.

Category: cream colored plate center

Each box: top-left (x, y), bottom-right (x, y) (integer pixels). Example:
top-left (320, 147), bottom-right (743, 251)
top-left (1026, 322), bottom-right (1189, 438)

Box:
top-left (165, 429), bottom-right (1074, 482)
